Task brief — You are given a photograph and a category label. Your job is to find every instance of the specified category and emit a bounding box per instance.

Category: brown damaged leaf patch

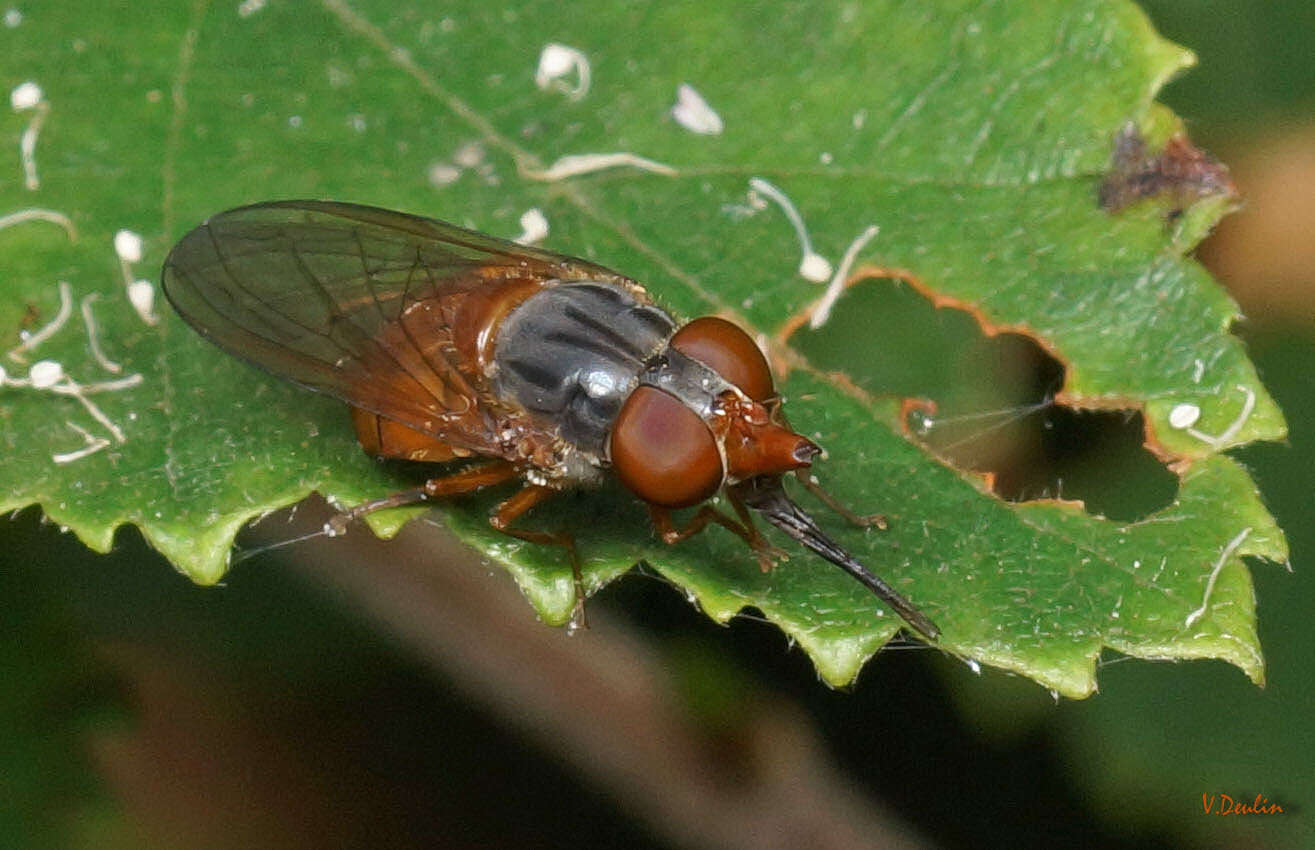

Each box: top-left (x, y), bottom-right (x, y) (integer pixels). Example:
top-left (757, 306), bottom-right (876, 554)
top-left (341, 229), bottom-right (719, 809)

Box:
top-left (1099, 124), bottom-right (1236, 217)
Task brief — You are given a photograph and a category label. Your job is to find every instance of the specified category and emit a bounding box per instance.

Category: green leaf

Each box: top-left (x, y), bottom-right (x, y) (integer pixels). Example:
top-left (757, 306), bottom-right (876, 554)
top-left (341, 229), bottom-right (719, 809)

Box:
top-left (0, 0), bottom-right (1287, 695)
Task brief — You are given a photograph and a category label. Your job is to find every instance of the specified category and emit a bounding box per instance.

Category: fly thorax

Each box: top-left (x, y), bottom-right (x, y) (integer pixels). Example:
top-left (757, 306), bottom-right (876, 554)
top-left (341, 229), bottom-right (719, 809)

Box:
top-left (636, 347), bottom-right (739, 420)
top-left (492, 281), bottom-right (675, 456)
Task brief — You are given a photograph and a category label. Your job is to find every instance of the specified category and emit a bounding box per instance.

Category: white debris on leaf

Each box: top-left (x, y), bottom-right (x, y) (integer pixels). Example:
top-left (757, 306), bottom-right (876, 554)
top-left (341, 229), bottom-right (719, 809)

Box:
top-left (10, 81), bottom-right (42, 110)
top-left (1184, 385), bottom-right (1256, 449)
top-left (112, 229), bottom-right (158, 326)
top-left (52, 421), bottom-right (110, 465)
top-left (47, 375), bottom-right (134, 443)
top-left (671, 83), bottom-right (723, 135)
top-left (7, 280), bottom-right (72, 362)
top-left (721, 187), bottom-right (769, 220)
top-left (114, 229), bottom-right (144, 262)
top-left (747, 177), bottom-right (832, 283)
top-left (11, 81), bottom-right (48, 190)
top-left (427, 161), bottom-right (461, 187)
top-left (514, 208), bottom-right (549, 245)
top-left (237, 0), bottom-right (266, 17)
top-left (28, 359), bottom-right (64, 389)
top-left (810, 225), bottom-right (880, 329)
top-left (0, 350), bottom-right (138, 458)
top-left (127, 280), bottom-right (158, 326)
top-left (81, 294), bottom-right (122, 374)
top-left (799, 254), bottom-right (832, 283)
top-left (521, 152), bottom-right (677, 181)
top-left (1184, 527), bottom-right (1253, 628)
top-left (1168, 403), bottom-right (1201, 429)
top-left (3, 8), bottom-right (22, 28)
top-left (79, 373), bottom-right (143, 394)
top-left (0, 207), bottom-right (78, 240)
top-left (453, 141), bottom-right (484, 168)
top-left (534, 43), bottom-right (590, 101)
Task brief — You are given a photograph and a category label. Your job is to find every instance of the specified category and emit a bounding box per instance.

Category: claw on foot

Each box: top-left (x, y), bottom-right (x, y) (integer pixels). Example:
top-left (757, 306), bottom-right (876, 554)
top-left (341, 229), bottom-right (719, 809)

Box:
top-left (858, 513), bottom-right (888, 530)
top-left (752, 541), bottom-right (789, 572)
top-left (566, 595), bottom-right (590, 634)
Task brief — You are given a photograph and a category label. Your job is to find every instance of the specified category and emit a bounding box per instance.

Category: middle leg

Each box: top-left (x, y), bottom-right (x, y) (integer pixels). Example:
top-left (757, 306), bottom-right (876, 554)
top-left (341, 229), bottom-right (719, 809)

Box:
top-left (490, 484), bottom-right (588, 629)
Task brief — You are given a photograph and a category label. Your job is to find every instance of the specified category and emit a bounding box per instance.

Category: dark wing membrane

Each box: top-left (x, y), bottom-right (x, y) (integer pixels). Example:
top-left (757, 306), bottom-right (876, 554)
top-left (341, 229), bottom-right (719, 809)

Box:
top-left (161, 200), bottom-right (633, 453)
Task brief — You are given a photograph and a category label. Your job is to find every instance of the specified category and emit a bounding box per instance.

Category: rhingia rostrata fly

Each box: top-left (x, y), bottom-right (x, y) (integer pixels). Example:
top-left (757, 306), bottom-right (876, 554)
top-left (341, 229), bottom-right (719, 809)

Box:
top-left (162, 201), bottom-right (938, 638)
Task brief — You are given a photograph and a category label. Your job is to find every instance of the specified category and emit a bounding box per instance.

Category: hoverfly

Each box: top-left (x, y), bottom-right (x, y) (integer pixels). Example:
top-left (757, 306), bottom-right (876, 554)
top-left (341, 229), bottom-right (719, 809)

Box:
top-left (162, 201), bottom-right (938, 639)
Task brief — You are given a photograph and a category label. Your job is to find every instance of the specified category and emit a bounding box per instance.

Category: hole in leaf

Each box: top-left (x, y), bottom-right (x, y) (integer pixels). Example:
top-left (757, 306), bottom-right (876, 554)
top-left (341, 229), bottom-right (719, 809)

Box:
top-left (786, 278), bottom-right (1178, 521)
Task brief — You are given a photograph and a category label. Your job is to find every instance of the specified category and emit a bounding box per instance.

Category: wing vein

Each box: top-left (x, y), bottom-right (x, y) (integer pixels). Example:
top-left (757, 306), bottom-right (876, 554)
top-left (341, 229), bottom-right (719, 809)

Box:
top-left (203, 224), bottom-right (368, 366)
top-left (282, 226), bottom-right (457, 412)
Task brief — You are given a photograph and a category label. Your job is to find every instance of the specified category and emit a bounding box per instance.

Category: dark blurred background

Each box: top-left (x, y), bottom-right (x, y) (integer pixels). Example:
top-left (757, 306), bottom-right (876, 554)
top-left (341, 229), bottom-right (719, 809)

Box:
top-left (2, 1), bottom-right (1311, 848)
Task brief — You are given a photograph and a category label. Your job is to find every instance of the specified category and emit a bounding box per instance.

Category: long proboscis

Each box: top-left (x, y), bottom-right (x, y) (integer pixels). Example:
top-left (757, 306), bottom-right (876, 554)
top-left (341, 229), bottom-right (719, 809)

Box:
top-left (735, 477), bottom-right (941, 640)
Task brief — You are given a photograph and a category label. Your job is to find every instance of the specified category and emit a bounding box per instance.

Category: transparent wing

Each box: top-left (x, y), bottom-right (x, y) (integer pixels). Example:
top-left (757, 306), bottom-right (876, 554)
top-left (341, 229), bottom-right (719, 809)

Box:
top-left (161, 200), bottom-right (632, 453)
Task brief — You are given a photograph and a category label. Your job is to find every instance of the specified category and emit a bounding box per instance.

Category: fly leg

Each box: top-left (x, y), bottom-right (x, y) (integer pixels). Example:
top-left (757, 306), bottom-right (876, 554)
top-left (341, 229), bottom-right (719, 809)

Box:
top-left (725, 491), bottom-right (793, 569)
top-left (325, 461), bottom-right (520, 536)
top-left (649, 503), bottom-right (787, 573)
top-left (489, 485), bottom-right (588, 630)
top-left (768, 407), bottom-right (887, 530)
top-left (793, 470), bottom-right (887, 530)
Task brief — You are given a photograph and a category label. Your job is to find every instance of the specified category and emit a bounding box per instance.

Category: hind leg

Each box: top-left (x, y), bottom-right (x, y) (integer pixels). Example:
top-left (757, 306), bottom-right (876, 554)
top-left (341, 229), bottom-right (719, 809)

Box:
top-left (325, 461), bottom-right (520, 535)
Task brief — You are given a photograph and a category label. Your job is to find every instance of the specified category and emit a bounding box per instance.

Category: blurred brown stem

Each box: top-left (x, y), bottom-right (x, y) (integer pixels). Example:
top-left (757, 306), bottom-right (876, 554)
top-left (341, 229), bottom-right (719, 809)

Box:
top-left (279, 499), bottom-right (933, 850)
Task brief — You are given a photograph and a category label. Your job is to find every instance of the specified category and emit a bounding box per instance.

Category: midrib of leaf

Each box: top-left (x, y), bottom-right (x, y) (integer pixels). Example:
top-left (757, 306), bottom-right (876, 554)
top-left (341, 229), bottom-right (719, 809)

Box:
top-left (632, 165), bottom-right (1123, 189)
top-left (160, 0), bottom-right (210, 239)
top-left (155, 0), bottom-right (207, 522)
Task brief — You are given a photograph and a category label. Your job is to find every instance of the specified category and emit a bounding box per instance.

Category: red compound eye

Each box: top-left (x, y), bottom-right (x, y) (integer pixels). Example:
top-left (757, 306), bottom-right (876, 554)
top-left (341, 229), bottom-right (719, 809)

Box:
top-left (670, 316), bottom-right (774, 402)
top-left (610, 386), bottom-right (723, 509)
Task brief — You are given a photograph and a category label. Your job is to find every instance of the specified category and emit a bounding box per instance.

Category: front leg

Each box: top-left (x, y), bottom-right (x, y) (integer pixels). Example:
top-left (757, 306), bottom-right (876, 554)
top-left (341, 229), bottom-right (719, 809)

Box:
top-left (794, 470), bottom-right (887, 529)
top-left (648, 503), bottom-right (786, 573)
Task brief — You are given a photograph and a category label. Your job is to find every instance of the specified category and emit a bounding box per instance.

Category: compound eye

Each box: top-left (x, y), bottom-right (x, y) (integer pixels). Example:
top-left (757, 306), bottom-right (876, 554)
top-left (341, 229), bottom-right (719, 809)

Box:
top-left (670, 316), bottom-right (774, 402)
top-left (610, 387), bottom-right (723, 508)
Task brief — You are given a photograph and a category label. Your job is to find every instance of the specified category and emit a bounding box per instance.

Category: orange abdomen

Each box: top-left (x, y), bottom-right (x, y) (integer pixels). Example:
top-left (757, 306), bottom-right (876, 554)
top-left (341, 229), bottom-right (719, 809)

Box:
top-left (350, 407), bottom-right (471, 462)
